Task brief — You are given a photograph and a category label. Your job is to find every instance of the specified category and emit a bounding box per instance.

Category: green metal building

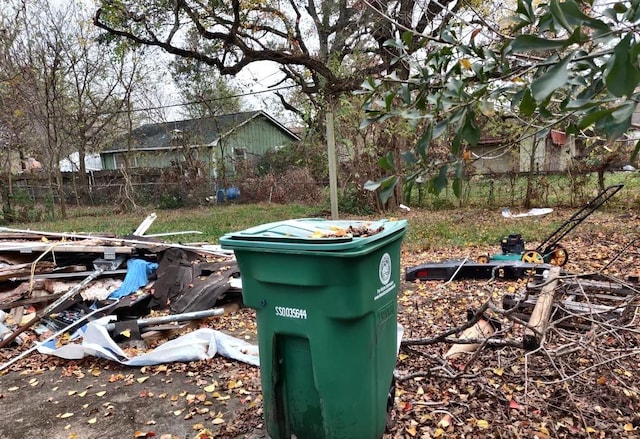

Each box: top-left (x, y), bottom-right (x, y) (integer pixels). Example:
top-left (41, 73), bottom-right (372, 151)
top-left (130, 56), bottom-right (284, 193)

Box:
top-left (100, 111), bottom-right (300, 178)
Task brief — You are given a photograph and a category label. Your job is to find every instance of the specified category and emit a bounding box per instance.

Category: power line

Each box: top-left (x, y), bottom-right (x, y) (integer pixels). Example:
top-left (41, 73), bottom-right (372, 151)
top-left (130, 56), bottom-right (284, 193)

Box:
top-left (108, 84), bottom-right (298, 115)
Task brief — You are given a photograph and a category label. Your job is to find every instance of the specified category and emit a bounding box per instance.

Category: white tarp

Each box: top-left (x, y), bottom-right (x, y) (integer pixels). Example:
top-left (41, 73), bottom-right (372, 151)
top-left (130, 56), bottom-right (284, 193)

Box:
top-left (501, 207), bottom-right (553, 218)
top-left (37, 319), bottom-right (259, 367)
top-left (59, 152), bottom-right (102, 172)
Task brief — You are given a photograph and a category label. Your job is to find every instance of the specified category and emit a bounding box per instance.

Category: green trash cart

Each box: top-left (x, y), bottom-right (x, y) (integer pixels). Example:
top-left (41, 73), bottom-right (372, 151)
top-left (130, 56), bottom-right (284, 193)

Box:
top-left (220, 218), bottom-right (407, 439)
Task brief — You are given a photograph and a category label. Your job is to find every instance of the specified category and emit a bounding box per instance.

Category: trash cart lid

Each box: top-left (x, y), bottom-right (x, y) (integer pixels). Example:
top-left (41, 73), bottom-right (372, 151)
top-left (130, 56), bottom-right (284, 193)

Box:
top-left (219, 218), bottom-right (406, 252)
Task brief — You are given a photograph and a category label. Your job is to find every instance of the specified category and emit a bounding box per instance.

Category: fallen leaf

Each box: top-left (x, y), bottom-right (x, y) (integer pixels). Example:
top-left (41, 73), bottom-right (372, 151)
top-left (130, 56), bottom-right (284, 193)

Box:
top-left (438, 414), bottom-right (451, 428)
top-left (194, 429), bottom-right (213, 439)
top-left (87, 418), bottom-right (97, 424)
top-left (59, 412), bottom-right (74, 419)
top-left (508, 399), bottom-right (522, 410)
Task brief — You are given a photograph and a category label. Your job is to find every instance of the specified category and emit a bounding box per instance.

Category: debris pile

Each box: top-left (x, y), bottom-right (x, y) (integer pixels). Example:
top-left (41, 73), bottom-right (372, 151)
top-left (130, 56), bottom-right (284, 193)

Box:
top-left (0, 214), bottom-right (247, 369)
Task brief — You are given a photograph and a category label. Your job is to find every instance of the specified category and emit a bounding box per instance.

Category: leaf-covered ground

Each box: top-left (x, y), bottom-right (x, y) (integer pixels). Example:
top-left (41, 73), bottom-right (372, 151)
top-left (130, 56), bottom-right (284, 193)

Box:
top-left (1, 209), bottom-right (640, 438)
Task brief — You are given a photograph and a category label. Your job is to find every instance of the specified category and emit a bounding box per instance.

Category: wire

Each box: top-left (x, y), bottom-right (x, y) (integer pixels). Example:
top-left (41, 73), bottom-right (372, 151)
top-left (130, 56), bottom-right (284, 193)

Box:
top-left (103, 84), bottom-right (298, 116)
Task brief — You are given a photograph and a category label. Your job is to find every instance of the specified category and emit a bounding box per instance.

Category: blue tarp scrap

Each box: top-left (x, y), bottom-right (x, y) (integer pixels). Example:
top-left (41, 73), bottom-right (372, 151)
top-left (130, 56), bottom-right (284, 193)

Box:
top-left (108, 259), bottom-right (159, 299)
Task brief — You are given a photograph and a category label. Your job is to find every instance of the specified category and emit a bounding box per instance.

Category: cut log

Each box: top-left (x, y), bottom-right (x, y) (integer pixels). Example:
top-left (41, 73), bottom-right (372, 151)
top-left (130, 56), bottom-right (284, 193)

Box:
top-left (444, 319), bottom-right (496, 360)
top-left (524, 266), bottom-right (561, 350)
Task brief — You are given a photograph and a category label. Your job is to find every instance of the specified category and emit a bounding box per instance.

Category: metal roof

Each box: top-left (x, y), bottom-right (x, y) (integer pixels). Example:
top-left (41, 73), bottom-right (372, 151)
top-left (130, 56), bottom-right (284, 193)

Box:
top-left (104, 111), bottom-right (299, 153)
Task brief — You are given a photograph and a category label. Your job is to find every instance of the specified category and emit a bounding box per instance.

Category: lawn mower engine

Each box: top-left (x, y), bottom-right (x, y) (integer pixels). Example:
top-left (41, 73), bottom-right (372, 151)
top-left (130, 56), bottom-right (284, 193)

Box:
top-left (501, 234), bottom-right (525, 255)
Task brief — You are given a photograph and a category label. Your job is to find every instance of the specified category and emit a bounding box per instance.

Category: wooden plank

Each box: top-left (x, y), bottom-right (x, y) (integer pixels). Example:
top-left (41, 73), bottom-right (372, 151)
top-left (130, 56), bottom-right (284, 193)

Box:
top-left (0, 261), bottom-right (57, 282)
top-left (0, 292), bottom-right (66, 309)
top-left (0, 242), bottom-right (134, 254)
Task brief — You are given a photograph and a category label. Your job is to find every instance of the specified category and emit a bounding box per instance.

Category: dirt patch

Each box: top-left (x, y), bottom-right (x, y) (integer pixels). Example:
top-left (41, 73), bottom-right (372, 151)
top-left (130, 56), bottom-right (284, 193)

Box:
top-left (1, 210), bottom-right (640, 438)
top-left (0, 354), bottom-right (265, 439)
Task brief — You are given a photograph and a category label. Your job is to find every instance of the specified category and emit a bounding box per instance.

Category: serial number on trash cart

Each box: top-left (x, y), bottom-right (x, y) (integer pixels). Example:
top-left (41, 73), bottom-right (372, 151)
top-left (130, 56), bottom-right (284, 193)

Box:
top-left (274, 306), bottom-right (308, 319)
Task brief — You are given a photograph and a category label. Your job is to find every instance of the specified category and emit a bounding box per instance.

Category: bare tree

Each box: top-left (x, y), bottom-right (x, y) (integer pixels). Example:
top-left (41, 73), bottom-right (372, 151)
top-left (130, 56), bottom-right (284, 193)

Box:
top-left (0, 0), bottom-right (167, 218)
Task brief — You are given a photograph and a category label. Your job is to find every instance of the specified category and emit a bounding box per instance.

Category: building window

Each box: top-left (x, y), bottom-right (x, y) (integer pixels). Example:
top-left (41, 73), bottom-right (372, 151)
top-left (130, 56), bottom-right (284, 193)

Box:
top-left (234, 147), bottom-right (247, 160)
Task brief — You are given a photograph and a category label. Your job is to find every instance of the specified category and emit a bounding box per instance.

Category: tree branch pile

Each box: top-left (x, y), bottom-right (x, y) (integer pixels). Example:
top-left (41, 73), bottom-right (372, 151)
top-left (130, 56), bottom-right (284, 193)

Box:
top-left (393, 235), bottom-right (640, 437)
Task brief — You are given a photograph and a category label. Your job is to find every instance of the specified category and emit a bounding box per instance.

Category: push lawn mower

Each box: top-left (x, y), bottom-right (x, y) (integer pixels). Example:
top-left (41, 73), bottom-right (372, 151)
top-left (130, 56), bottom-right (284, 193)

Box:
top-left (477, 184), bottom-right (624, 267)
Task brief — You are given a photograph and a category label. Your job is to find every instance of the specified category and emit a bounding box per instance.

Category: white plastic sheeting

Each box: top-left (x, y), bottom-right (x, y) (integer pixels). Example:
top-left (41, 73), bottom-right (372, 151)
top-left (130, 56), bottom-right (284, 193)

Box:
top-left (37, 319), bottom-right (259, 367)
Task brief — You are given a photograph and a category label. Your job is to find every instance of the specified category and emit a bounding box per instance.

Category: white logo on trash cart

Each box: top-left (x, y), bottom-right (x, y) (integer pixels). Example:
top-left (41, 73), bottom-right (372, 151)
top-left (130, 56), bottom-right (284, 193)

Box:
top-left (379, 253), bottom-right (392, 284)
top-left (375, 253), bottom-right (395, 301)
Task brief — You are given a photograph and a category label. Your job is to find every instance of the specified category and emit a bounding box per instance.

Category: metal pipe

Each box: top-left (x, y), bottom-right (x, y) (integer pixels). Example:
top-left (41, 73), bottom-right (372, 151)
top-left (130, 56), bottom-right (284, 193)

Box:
top-left (105, 307), bottom-right (225, 331)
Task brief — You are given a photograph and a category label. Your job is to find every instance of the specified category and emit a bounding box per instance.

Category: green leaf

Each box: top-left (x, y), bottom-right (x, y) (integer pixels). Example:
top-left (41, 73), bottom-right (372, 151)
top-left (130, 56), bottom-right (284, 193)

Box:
top-left (429, 166), bottom-right (449, 195)
top-left (364, 180), bottom-right (381, 191)
top-left (461, 112), bottom-right (480, 147)
top-left (564, 98), bottom-right (601, 110)
top-left (515, 0), bottom-right (535, 24)
top-left (578, 107), bottom-right (616, 129)
top-left (433, 119), bottom-right (449, 139)
top-left (401, 151), bottom-right (418, 165)
top-left (379, 176), bottom-right (399, 205)
top-left (454, 161), bottom-right (464, 178)
top-left (510, 35), bottom-right (567, 52)
top-left (452, 176), bottom-right (462, 198)
top-left (360, 78), bottom-right (378, 92)
top-left (384, 91), bottom-right (395, 111)
top-left (631, 139), bottom-right (640, 163)
top-left (377, 152), bottom-right (395, 171)
top-left (401, 31), bottom-right (413, 47)
top-left (518, 88), bottom-right (536, 115)
top-left (566, 26), bottom-right (591, 45)
top-left (359, 112), bottom-right (393, 129)
top-left (400, 84), bottom-right (411, 104)
top-left (364, 175), bottom-right (397, 204)
top-left (558, 0), bottom-right (609, 31)
top-left (550, 0), bottom-right (572, 32)
top-left (452, 132), bottom-right (462, 156)
top-left (601, 102), bottom-right (635, 139)
top-left (416, 127), bottom-right (432, 161)
top-left (605, 35), bottom-right (640, 97)
top-left (611, 101), bottom-right (636, 123)
top-left (383, 39), bottom-right (405, 49)
top-left (403, 179), bottom-right (414, 203)
top-left (531, 54), bottom-right (572, 102)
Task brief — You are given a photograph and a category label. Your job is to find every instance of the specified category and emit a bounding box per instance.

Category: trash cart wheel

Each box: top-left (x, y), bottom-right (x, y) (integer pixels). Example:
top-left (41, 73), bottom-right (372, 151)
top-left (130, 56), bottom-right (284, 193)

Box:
top-left (385, 376), bottom-right (397, 432)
